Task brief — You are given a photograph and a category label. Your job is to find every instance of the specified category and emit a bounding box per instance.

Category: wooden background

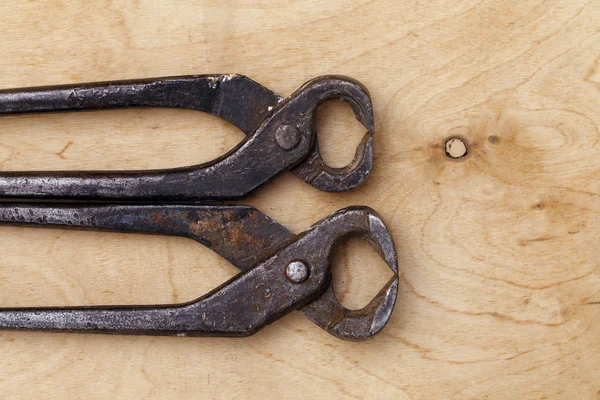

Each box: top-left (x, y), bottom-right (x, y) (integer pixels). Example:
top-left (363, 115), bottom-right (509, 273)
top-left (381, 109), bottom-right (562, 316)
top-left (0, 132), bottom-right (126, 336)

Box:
top-left (0, 1), bottom-right (598, 399)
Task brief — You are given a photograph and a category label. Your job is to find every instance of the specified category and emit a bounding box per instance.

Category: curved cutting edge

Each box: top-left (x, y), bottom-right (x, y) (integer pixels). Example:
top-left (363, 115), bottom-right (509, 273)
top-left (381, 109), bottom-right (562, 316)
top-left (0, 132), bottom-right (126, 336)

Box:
top-left (298, 207), bottom-right (398, 340)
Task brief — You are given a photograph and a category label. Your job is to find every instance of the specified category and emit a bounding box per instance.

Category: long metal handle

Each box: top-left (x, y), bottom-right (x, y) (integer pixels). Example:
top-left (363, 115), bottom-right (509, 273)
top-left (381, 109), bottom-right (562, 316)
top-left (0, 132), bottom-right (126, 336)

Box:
top-left (0, 203), bottom-right (294, 270)
top-left (0, 77), bottom-right (216, 113)
top-left (0, 244), bottom-right (328, 337)
top-left (0, 153), bottom-right (283, 201)
top-left (0, 75), bottom-right (281, 134)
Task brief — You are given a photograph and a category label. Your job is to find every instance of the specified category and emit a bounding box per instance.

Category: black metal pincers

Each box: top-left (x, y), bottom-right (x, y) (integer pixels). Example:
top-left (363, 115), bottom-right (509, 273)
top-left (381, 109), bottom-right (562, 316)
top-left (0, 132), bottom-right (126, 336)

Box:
top-left (0, 74), bottom-right (374, 200)
top-left (0, 204), bottom-right (397, 340)
top-left (0, 74), bottom-right (398, 341)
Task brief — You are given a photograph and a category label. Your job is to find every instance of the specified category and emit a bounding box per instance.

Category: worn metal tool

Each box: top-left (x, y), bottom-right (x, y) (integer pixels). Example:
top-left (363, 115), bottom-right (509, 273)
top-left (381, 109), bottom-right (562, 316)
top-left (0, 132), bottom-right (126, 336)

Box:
top-left (0, 74), bottom-right (373, 200)
top-left (0, 204), bottom-right (397, 340)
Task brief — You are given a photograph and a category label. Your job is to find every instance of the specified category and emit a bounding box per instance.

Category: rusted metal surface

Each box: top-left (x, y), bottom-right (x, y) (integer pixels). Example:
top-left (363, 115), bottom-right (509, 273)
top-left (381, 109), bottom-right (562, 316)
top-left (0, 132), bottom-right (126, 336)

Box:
top-left (0, 73), bottom-right (392, 340)
top-left (0, 74), bottom-right (374, 200)
top-left (0, 205), bottom-right (398, 340)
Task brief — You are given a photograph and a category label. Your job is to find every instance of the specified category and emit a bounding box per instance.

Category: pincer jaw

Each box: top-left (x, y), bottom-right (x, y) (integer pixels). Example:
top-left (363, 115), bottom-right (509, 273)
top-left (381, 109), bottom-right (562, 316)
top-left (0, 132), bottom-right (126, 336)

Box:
top-left (330, 210), bottom-right (399, 340)
top-left (283, 75), bottom-right (375, 192)
top-left (298, 206), bottom-right (399, 341)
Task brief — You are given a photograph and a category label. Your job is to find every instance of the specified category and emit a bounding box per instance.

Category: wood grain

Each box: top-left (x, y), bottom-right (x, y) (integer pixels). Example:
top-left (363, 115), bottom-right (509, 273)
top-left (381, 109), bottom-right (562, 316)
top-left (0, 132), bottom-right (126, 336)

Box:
top-left (0, 1), bottom-right (599, 398)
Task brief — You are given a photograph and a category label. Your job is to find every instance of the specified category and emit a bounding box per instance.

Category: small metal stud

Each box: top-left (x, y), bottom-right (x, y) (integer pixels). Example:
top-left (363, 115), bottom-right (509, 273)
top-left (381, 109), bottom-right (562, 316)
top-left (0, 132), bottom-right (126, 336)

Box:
top-left (285, 261), bottom-right (309, 283)
top-left (275, 125), bottom-right (301, 150)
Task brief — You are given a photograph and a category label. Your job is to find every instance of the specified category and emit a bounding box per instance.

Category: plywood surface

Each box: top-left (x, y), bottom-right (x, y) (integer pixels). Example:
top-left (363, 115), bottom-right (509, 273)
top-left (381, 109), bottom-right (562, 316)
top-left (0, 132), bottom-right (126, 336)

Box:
top-left (0, 1), bottom-right (599, 399)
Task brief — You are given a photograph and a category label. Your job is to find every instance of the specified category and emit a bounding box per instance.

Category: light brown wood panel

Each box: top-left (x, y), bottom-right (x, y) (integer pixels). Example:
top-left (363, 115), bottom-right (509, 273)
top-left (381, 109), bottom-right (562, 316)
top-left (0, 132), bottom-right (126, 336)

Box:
top-left (0, 1), bottom-right (599, 399)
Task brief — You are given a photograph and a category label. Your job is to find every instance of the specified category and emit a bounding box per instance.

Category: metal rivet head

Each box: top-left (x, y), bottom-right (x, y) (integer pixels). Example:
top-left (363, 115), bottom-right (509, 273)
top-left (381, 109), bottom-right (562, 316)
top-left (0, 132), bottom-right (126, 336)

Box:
top-left (275, 125), bottom-right (301, 150)
top-left (285, 261), bottom-right (309, 283)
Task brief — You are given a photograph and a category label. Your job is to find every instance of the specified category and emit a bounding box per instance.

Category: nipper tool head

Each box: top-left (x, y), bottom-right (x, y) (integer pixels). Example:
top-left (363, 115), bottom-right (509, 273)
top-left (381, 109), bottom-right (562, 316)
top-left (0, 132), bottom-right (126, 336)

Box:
top-left (280, 75), bottom-right (375, 192)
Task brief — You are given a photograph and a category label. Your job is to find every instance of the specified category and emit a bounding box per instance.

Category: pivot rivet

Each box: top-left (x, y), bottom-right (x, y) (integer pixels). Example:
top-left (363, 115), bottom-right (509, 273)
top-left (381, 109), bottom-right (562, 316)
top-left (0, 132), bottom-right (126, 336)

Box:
top-left (275, 125), bottom-right (301, 150)
top-left (285, 261), bottom-right (309, 283)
